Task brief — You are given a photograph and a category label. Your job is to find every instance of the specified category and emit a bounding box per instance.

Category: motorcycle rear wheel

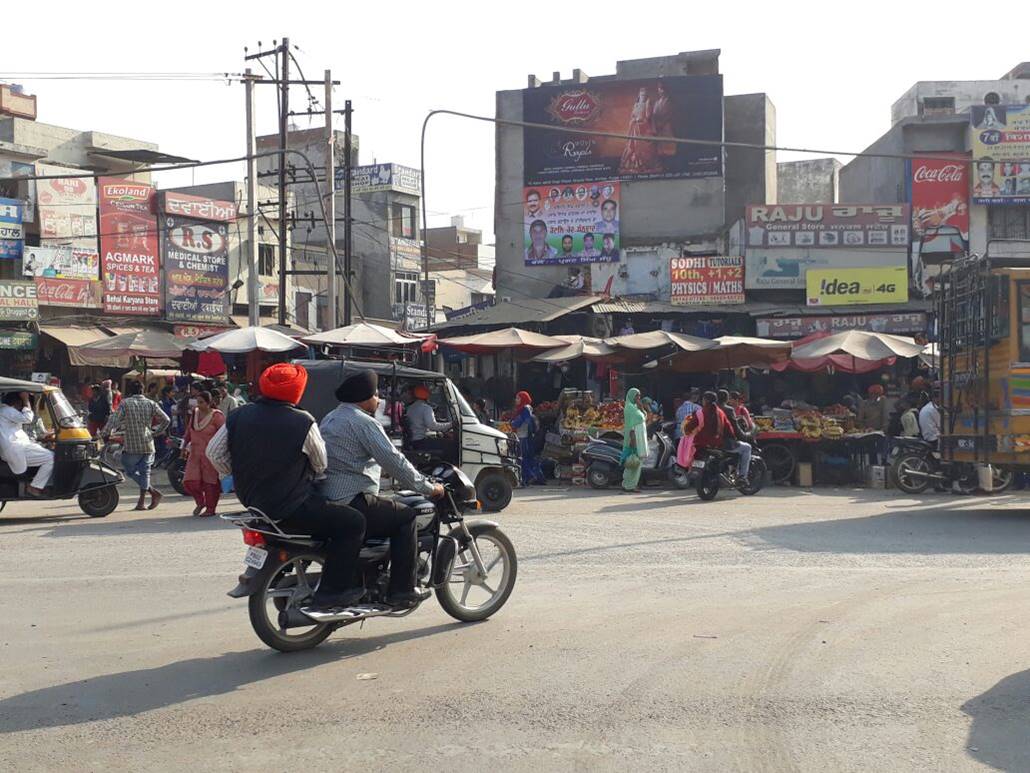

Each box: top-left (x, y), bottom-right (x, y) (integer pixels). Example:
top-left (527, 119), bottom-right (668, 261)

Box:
top-left (696, 470), bottom-right (720, 501)
top-left (895, 454), bottom-right (932, 495)
top-left (587, 465), bottom-right (610, 489)
top-left (437, 524), bottom-right (517, 623)
top-left (249, 553), bottom-right (333, 652)
top-left (166, 458), bottom-right (187, 496)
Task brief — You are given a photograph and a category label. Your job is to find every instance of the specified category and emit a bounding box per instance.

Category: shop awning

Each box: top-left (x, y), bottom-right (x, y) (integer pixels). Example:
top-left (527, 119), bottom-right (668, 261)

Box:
top-left (40, 325), bottom-right (127, 368)
top-left (431, 295), bottom-right (602, 331)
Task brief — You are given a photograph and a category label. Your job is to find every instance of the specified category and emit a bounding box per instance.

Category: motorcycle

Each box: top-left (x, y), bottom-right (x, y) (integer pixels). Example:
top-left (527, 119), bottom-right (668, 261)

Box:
top-left (689, 446), bottom-right (768, 501)
top-left (222, 463), bottom-right (518, 653)
top-left (156, 435), bottom-right (187, 495)
top-left (581, 421), bottom-right (681, 489)
top-left (890, 441), bottom-right (1013, 494)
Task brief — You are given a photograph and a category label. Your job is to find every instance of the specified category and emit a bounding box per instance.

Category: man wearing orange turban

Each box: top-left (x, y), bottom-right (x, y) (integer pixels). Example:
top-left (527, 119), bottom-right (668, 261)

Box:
top-left (207, 363), bottom-right (367, 611)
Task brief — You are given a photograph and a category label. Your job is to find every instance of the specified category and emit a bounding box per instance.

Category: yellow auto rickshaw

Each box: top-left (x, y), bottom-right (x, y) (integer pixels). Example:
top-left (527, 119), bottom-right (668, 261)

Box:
top-left (0, 377), bottom-right (123, 517)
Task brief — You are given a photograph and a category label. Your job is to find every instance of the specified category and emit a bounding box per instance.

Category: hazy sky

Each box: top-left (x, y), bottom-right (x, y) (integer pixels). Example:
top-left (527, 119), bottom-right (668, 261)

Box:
top-left (4, 0), bottom-right (1021, 246)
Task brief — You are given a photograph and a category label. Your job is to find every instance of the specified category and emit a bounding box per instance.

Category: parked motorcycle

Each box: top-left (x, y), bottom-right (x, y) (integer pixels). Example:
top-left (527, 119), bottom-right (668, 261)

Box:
top-left (891, 442), bottom-right (1013, 494)
top-left (222, 463), bottom-right (517, 652)
top-left (689, 446), bottom-right (767, 501)
top-left (156, 435), bottom-right (187, 495)
top-left (581, 421), bottom-right (681, 489)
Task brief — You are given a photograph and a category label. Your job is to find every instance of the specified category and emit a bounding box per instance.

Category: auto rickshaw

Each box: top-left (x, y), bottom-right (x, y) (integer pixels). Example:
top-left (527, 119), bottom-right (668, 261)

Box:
top-left (0, 377), bottom-right (123, 517)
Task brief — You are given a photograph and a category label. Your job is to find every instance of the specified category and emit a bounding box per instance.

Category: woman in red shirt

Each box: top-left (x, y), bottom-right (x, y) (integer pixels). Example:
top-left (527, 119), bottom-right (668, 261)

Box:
top-left (687, 391), bottom-right (736, 451)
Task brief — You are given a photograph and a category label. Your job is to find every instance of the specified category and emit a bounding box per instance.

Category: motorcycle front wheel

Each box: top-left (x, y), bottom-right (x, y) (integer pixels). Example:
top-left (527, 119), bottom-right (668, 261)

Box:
top-left (696, 469), bottom-right (720, 501)
top-left (738, 457), bottom-right (767, 496)
top-left (249, 552), bottom-right (333, 652)
top-left (437, 524), bottom-right (517, 623)
top-left (167, 458), bottom-right (188, 496)
top-left (894, 454), bottom-right (932, 494)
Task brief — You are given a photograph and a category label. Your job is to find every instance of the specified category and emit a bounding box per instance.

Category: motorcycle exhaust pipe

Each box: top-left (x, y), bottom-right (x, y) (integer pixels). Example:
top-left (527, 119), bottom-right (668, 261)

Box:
top-left (900, 468), bottom-right (947, 481)
top-left (278, 608), bottom-right (320, 629)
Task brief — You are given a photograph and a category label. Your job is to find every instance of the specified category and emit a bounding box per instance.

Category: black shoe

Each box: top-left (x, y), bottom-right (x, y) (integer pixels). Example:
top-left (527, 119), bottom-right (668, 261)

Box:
top-left (309, 587), bottom-right (365, 611)
top-left (385, 588), bottom-right (432, 609)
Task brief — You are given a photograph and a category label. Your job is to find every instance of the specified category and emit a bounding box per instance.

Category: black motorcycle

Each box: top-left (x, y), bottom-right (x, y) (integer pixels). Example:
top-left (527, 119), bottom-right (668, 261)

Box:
top-left (689, 446), bottom-right (767, 501)
top-left (157, 435), bottom-right (187, 495)
top-left (222, 464), bottom-right (518, 652)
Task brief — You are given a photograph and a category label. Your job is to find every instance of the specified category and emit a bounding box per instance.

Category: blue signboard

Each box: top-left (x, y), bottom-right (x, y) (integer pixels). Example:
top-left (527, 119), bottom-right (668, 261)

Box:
top-left (0, 197), bottom-right (22, 260)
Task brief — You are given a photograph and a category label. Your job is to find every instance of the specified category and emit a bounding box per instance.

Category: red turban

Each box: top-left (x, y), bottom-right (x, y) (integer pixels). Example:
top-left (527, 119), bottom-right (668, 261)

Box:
top-left (867, 384), bottom-right (884, 397)
top-left (259, 363), bottom-right (308, 405)
top-left (515, 390), bottom-right (532, 409)
top-left (412, 385), bottom-right (430, 401)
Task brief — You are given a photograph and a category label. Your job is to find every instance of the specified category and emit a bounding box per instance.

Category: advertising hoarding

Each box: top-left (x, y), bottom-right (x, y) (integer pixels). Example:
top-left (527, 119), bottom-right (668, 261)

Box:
top-left (670, 255), bottom-right (744, 305)
top-left (34, 277), bottom-right (103, 308)
top-left (755, 312), bottom-right (927, 339)
top-left (523, 181), bottom-right (620, 266)
top-left (161, 213), bottom-right (231, 324)
top-left (0, 279), bottom-right (38, 320)
top-left (339, 163), bottom-right (422, 196)
top-left (746, 204), bottom-right (910, 249)
top-left (159, 191), bottom-right (237, 222)
top-left (22, 245), bottom-right (99, 280)
top-left (745, 249), bottom-right (908, 290)
top-left (0, 197), bottom-right (22, 259)
top-left (970, 105), bottom-right (1030, 205)
top-left (909, 154), bottom-right (969, 253)
top-left (523, 75), bottom-right (723, 185)
top-left (0, 331), bottom-right (37, 350)
top-left (36, 163), bottom-right (97, 248)
top-left (98, 177), bottom-right (160, 315)
top-left (806, 266), bottom-right (908, 307)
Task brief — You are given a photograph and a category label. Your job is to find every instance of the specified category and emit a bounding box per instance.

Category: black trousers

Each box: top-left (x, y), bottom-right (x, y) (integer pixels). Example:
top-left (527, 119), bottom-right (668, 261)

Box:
top-left (277, 494), bottom-right (365, 593)
top-left (349, 492), bottom-right (418, 595)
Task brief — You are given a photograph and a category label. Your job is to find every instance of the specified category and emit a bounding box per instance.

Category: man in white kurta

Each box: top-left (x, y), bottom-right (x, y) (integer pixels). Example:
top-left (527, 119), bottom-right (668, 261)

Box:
top-left (0, 391), bottom-right (54, 495)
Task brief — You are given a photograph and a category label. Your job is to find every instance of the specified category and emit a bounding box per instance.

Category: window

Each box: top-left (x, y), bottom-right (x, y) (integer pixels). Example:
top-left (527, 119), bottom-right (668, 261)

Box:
top-left (921, 96), bottom-right (955, 116)
top-left (984, 92), bottom-right (1001, 105)
top-left (258, 243), bottom-right (276, 276)
top-left (391, 203), bottom-right (416, 239)
top-left (394, 271), bottom-right (419, 304)
top-left (989, 207), bottom-right (1030, 240)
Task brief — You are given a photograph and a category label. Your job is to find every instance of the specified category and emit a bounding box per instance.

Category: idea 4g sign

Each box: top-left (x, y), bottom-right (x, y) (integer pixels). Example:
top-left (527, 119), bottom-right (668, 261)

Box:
top-left (806, 266), bottom-right (908, 307)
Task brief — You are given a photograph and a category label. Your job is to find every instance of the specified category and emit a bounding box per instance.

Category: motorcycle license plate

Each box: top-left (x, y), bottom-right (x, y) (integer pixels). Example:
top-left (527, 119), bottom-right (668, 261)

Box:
top-left (244, 546), bottom-right (268, 569)
top-left (691, 460), bottom-right (706, 469)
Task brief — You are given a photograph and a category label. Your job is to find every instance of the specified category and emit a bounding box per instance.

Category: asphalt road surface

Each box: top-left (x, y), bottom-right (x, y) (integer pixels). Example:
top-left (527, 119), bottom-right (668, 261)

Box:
top-left (1, 481), bottom-right (1029, 772)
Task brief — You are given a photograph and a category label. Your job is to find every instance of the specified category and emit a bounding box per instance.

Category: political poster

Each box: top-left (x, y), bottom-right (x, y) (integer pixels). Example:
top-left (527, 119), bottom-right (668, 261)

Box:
top-left (98, 178), bottom-right (161, 315)
top-left (908, 154), bottom-right (969, 254)
top-left (0, 197), bottom-right (22, 259)
top-left (160, 211), bottom-right (232, 324)
top-left (35, 163), bottom-right (97, 249)
top-left (970, 105), bottom-right (1030, 205)
top-left (22, 245), bottom-right (99, 280)
top-left (523, 75), bottom-right (723, 185)
top-left (670, 255), bottom-right (744, 305)
top-left (523, 181), bottom-right (621, 266)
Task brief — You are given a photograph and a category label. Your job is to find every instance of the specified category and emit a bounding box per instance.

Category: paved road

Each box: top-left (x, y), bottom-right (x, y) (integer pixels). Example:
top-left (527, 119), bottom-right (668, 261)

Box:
top-left (1, 482), bottom-right (1029, 771)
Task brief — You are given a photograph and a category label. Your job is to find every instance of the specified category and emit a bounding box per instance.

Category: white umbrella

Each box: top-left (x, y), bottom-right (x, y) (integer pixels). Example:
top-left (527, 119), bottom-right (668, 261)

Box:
top-left (531, 335), bottom-right (619, 363)
top-left (304, 322), bottom-right (428, 347)
top-left (438, 327), bottom-right (568, 354)
top-left (189, 326), bottom-right (307, 354)
top-left (74, 329), bottom-right (192, 359)
top-left (791, 330), bottom-right (923, 361)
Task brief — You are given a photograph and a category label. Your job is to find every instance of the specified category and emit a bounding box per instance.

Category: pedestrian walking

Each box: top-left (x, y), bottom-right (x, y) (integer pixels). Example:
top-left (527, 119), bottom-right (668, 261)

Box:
top-left (86, 383), bottom-right (111, 438)
top-left (104, 380), bottom-right (170, 510)
top-left (183, 390), bottom-right (225, 516)
top-left (621, 387), bottom-right (648, 493)
top-left (511, 390), bottom-right (545, 486)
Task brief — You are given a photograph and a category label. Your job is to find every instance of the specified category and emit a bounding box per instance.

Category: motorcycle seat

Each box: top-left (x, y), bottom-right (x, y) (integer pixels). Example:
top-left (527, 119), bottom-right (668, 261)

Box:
top-left (0, 461), bottom-right (37, 481)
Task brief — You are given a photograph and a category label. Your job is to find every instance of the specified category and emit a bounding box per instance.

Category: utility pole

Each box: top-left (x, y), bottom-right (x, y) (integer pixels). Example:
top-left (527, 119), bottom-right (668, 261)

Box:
top-left (277, 37), bottom-right (290, 327)
top-left (244, 68), bottom-right (260, 327)
top-left (343, 100), bottom-right (353, 326)
top-left (323, 70), bottom-right (337, 329)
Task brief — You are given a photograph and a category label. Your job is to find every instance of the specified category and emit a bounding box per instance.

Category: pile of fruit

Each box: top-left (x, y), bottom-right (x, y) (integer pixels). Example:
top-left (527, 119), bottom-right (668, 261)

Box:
top-left (562, 404), bottom-right (602, 430)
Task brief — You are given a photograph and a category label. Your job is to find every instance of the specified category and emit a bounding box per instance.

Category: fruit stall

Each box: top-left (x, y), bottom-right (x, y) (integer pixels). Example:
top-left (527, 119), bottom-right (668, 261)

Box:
top-left (753, 404), bottom-right (885, 485)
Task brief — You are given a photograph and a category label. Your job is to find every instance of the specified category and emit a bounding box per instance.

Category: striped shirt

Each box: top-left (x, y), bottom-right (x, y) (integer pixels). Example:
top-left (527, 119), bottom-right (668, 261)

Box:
top-left (318, 402), bottom-right (434, 503)
top-left (104, 395), bottom-right (170, 455)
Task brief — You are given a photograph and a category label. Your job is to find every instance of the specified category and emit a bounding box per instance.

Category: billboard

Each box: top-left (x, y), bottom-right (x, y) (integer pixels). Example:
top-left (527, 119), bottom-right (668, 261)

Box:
top-left (99, 177), bottom-right (161, 315)
top-left (0, 279), bottom-right (38, 320)
top-left (806, 266), bottom-right (908, 307)
top-left (0, 160), bottom-right (36, 224)
top-left (755, 312), bottom-right (927, 339)
top-left (523, 75), bottom-right (723, 185)
top-left (523, 181), bottom-right (621, 266)
top-left (0, 197), bottom-right (22, 259)
top-left (0, 331), bottom-right (37, 350)
top-left (22, 245), bottom-right (99, 280)
top-left (34, 277), bottom-right (103, 308)
top-left (746, 204), bottom-right (910, 249)
top-left (909, 154), bottom-right (969, 254)
top-left (745, 249), bottom-right (908, 290)
top-left (36, 163), bottom-right (97, 248)
top-left (339, 163), bottom-right (422, 196)
top-left (970, 105), bottom-right (1030, 205)
top-left (159, 191), bottom-right (237, 222)
top-left (670, 255), bottom-right (744, 305)
top-left (161, 213), bottom-right (231, 324)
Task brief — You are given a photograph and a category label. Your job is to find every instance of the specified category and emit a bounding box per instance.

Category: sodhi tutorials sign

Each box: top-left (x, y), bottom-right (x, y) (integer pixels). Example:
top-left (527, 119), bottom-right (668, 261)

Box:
top-left (670, 255), bottom-right (744, 305)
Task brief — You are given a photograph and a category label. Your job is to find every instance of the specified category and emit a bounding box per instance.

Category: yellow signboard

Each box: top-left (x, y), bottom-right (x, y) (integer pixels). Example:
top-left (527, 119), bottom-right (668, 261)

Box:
top-left (806, 266), bottom-right (908, 307)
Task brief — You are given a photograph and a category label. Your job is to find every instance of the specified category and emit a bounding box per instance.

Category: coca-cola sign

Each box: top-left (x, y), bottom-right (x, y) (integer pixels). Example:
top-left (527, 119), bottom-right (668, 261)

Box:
top-left (910, 154), bottom-right (969, 246)
top-left (34, 277), bottom-right (103, 308)
top-left (547, 90), bottom-right (601, 125)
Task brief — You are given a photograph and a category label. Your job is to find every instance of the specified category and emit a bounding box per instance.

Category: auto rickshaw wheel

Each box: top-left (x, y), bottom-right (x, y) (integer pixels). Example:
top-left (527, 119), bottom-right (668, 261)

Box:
top-left (477, 471), bottom-right (513, 512)
top-left (78, 485), bottom-right (119, 518)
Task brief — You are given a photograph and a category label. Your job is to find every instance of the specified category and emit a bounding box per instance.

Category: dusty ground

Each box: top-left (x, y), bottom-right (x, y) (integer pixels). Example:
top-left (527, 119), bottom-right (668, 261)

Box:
top-left (1, 482), bottom-right (1029, 772)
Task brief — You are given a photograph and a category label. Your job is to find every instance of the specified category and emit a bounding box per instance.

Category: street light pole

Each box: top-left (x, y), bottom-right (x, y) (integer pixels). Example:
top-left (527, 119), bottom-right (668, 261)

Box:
top-left (324, 70), bottom-right (336, 329)
top-left (244, 68), bottom-right (260, 327)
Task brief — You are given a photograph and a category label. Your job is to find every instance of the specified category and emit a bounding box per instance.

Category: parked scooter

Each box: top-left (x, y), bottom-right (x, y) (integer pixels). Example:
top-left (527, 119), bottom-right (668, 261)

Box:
top-left (581, 421), bottom-right (682, 489)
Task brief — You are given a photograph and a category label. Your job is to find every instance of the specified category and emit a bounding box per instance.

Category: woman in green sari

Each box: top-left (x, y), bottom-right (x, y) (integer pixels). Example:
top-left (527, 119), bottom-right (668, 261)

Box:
top-left (621, 387), bottom-right (649, 492)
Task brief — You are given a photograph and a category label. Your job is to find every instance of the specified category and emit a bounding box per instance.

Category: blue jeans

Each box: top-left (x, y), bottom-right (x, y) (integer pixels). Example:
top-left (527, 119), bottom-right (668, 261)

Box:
top-left (727, 440), bottom-right (752, 478)
top-left (122, 452), bottom-right (155, 492)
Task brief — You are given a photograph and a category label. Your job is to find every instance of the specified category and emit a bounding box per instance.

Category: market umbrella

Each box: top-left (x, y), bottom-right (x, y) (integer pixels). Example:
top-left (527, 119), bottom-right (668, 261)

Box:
top-left (602, 329), bottom-right (717, 366)
top-left (530, 335), bottom-right (620, 363)
top-left (771, 331), bottom-right (894, 374)
top-left (655, 335), bottom-right (792, 373)
top-left (304, 322), bottom-right (429, 347)
top-left (73, 329), bottom-right (192, 359)
top-left (189, 325), bottom-right (307, 354)
top-left (919, 342), bottom-right (939, 370)
top-left (790, 330), bottom-right (924, 361)
top-left (437, 327), bottom-right (568, 354)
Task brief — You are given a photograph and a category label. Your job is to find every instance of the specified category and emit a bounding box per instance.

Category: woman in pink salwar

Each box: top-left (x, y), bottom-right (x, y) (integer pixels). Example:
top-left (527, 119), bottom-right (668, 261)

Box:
top-left (183, 390), bottom-right (225, 516)
top-left (677, 403), bottom-right (704, 468)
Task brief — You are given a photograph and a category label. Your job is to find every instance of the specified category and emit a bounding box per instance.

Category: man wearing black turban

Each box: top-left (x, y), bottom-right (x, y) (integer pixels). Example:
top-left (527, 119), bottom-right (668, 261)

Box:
top-left (318, 369), bottom-right (445, 609)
